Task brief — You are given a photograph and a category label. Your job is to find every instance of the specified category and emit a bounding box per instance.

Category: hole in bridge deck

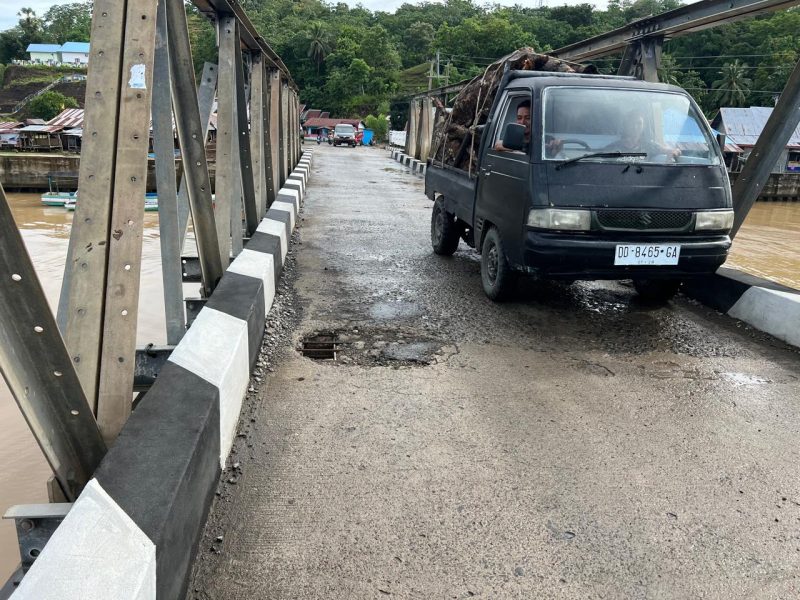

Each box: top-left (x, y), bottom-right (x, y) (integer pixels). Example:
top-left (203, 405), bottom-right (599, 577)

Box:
top-left (300, 333), bottom-right (339, 360)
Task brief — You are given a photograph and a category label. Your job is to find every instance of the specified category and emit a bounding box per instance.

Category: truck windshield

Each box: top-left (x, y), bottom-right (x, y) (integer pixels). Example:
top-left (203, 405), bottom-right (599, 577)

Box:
top-left (335, 125), bottom-right (355, 134)
top-left (542, 87), bottom-right (719, 166)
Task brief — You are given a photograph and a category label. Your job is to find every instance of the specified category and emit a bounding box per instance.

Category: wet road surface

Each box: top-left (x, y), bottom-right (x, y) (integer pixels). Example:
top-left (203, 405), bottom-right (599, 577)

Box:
top-left (188, 144), bottom-right (800, 599)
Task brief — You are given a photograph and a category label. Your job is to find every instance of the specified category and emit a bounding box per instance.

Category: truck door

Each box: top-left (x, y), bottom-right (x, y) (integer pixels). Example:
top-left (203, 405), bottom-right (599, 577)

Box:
top-left (476, 91), bottom-right (531, 264)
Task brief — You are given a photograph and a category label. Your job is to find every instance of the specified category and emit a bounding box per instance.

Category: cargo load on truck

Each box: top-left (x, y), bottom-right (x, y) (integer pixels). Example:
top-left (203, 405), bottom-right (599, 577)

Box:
top-left (430, 48), bottom-right (597, 173)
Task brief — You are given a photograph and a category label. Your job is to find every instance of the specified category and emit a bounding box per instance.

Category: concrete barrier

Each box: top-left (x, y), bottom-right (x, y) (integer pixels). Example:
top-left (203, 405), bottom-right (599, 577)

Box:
top-left (684, 266), bottom-right (800, 349)
top-left (11, 151), bottom-right (313, 600)
top-left (390, 151), bottom-right (426, 177)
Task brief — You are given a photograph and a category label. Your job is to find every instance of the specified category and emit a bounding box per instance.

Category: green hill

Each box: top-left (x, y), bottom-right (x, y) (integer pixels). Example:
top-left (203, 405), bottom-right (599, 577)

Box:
top-left (0, 65), bottom-right (86, 116)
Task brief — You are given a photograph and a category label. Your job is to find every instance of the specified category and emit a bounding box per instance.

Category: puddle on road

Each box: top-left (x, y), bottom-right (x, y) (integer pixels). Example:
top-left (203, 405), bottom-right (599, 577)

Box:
top-left (721, 372), bottom-right (771, 386)
top-left (369, 301), bottom-right (422, 320)
top-left (639, 360), bottom-right (719, 381)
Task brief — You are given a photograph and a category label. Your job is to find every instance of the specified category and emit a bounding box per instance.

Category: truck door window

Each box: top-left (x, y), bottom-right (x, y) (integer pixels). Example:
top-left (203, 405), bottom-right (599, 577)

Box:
top-left (493, 94), bottom-right (531, 155)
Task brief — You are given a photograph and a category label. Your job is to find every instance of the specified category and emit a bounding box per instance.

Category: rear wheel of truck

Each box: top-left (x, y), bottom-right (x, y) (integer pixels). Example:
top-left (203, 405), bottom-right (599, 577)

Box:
top-left (431, 197), bottom-right (461, 256)
top-left (633, 279), bottom-right (681, 303)
top-left (481, 227), bottom-right (515, 301)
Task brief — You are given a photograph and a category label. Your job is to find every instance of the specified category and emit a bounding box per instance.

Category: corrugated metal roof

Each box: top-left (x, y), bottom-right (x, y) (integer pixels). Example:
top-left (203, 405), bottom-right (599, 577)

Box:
top-left (0, 121), bottom-right (22, 131)
top-left (48, 108), bottom-right (84, 129)
top-left (717, 107), bottom-right (800, 148)
top-left (27, 43), bottom-right (61, 53)
top-left (19, 125), bottom-right (62, 133)
top-left (60, 42), bottom-right (90, 53)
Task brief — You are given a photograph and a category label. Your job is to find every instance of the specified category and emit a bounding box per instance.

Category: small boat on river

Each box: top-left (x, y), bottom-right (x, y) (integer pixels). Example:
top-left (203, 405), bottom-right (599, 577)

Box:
top-left (41, 191), bottom-right (77, 206)
top-left (65, 193), bottom-right (159, 212)
top-left (40, 174), bottom-right (80, 206)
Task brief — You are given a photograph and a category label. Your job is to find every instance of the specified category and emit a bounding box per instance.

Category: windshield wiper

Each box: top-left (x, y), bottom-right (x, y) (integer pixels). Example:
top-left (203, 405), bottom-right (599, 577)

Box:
top-left (555, 151), bottom-right (647, 170)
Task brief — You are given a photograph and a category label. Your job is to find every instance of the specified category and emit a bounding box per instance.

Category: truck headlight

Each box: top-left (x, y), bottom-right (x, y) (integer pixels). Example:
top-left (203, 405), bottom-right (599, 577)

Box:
top-left (528, 208), bottom-right (591, 231)
top-left (695, 210), bottom-right (733, 231)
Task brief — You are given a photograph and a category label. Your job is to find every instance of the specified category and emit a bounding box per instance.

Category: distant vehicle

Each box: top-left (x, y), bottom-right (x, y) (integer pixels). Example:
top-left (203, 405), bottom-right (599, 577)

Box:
top-left (333, 124), bottom-right (357, 147)
top-left (425, 71), bottom-right (733, 303)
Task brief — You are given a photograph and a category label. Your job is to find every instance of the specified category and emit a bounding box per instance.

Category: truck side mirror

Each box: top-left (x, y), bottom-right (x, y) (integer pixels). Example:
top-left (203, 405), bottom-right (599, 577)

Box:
top-left (502, 123), bottom-right (526, 152)
top-left (716, 132), bottom-right (726, 151)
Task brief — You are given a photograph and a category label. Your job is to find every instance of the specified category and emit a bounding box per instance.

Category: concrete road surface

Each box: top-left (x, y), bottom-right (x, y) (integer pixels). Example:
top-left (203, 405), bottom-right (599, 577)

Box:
top-left (188, 143), bottom-right (800, 600)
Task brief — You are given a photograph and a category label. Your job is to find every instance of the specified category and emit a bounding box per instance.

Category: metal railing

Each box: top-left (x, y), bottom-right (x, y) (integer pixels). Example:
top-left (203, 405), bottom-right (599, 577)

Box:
top-left (0, 0), bottom-right (301, 503)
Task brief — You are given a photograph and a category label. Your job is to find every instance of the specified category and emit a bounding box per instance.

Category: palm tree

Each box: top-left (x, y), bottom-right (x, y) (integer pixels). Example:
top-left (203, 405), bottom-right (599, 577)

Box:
top-left (712, 61), bottom-right (752, 108)
top-left (306, 22), bottom-right (330, 75)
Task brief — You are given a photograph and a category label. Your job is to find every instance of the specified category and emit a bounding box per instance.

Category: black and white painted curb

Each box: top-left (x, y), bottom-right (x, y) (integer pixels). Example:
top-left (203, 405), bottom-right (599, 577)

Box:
top-left (684, 266), bottom-right (800, 348)
top-left (11, 150), bottom-right (314, 600)
top-left (390, 148), bottom-right (426, 175)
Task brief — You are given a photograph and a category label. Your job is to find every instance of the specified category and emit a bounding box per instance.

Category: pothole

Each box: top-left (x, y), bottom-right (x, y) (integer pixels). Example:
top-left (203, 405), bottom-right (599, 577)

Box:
top-left (299, 326), bottom-right (448, 367)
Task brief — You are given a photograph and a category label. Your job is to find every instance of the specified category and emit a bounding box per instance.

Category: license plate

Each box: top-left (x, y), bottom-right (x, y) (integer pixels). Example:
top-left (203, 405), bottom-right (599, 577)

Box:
top-left (614, 244), bottom-right (680, 266)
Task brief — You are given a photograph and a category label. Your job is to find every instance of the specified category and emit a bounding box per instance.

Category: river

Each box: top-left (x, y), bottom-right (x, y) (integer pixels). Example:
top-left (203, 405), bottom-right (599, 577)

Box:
top-left (0, 193), bottom-right (168, 579)
top-left (0, 194), bottom-right (798, 579)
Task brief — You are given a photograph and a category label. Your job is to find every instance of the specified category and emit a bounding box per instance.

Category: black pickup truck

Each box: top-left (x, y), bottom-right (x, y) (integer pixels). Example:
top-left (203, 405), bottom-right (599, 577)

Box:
top-left (425, 71), bottom-right (733, 301)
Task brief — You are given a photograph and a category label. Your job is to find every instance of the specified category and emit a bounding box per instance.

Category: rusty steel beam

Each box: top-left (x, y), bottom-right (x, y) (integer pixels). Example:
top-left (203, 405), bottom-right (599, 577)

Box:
top-left (553, 0), bottom-right (800, 62)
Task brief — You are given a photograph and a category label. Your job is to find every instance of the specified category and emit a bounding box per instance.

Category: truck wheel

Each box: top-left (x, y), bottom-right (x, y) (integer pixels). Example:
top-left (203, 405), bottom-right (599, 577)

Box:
top-left (481, 227), bottom-right (515, 301)
top-left (431, 197), bottom-right (461, 256)
top-left (633, 279), bottom-right (681, 303)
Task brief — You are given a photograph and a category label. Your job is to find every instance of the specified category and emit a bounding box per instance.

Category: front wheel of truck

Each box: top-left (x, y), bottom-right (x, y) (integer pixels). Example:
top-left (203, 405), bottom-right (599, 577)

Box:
top-left (431, 197), bottom-right (461, 256)
top-left (481, 227), bottom-right (515, 301)
top-left (633, 279), bottom-right (681, 303)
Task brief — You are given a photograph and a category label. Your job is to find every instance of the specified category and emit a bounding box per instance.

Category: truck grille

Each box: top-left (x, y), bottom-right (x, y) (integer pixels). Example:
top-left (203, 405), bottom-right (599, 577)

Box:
top-left (597, 210), bottom-right (692, 231)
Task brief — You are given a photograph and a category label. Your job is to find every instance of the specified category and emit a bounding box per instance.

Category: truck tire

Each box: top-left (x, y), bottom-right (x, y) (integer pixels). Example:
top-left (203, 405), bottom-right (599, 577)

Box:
top-left (431, 197), bottom-right (461, 256)
top-left (633, 279), bottom-right (681, 303)
top-left (481, 227), bottom-right (516, 301)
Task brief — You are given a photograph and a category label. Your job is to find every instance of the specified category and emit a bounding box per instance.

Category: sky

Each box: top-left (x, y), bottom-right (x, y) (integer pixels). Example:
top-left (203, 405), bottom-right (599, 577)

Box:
top-left (1, 0), bottom-right (610, 32)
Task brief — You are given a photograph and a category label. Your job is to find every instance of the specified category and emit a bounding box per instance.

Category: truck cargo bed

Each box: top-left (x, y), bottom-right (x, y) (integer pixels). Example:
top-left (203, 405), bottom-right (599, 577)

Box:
top-left (424, 163), bottom-right (476, 226)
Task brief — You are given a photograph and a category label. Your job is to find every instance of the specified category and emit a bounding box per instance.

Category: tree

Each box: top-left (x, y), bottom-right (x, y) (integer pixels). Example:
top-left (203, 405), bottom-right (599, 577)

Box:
top-left (306, 22), bottom-right (330, 75)
top-left (365, 113), bottom-right (389, 142)
top-left (28, 91), bottom-right (78, 121)
top-left (712, 60), bottom-right (752, 108)
top-left (17, 7), bottom-right (43, 39)
top-left (658, 54), bottom-right (681, 85)
top-left (42, 3), bottom-right (91, 45)
top-left (402, 21), bottom-right (435, 67)
top-left (348, 58), bottom-right (371, 95)
top-left (0, 7), bottom-right (44, 63)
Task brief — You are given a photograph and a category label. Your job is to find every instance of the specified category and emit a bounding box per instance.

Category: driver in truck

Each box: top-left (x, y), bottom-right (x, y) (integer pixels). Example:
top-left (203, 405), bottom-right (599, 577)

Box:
top-left (495, 100), bottom-right (563, 156)
top-left (604, 110), bottom-right (681, 161)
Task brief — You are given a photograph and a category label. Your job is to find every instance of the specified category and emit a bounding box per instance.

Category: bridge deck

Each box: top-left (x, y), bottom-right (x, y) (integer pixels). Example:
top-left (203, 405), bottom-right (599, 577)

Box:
top-left (187, 143), bottom-right (800, 599)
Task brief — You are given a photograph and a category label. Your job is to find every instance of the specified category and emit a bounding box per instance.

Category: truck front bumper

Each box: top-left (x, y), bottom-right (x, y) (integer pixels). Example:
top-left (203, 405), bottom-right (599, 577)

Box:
top-left (522, 231), bottom-right (731, 280)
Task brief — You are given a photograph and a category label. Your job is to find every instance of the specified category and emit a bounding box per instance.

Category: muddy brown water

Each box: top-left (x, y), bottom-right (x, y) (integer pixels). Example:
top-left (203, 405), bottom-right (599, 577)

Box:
top-left (727, 203), bottom-right (800, 289)
top-left (0, 193), bottom-right (168, 578)
top-left (0, 194), bottom-right (798, 579)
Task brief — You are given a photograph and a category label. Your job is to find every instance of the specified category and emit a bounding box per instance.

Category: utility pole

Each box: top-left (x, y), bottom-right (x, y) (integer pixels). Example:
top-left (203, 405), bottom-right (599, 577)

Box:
top-left (427, 58), bottom-right (434, 91)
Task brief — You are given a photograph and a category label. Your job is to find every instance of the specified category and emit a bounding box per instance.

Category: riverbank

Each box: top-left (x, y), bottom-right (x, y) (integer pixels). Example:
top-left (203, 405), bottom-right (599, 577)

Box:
top-left (0, 152), bottom-right (217, 192)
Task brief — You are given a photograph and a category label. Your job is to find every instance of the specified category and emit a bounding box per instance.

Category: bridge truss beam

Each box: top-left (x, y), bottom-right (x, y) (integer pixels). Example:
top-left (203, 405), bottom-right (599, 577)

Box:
top-left (551, 0), bottom-right (800, 63)
top-left (2, 0), bottom-right (301, 494)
